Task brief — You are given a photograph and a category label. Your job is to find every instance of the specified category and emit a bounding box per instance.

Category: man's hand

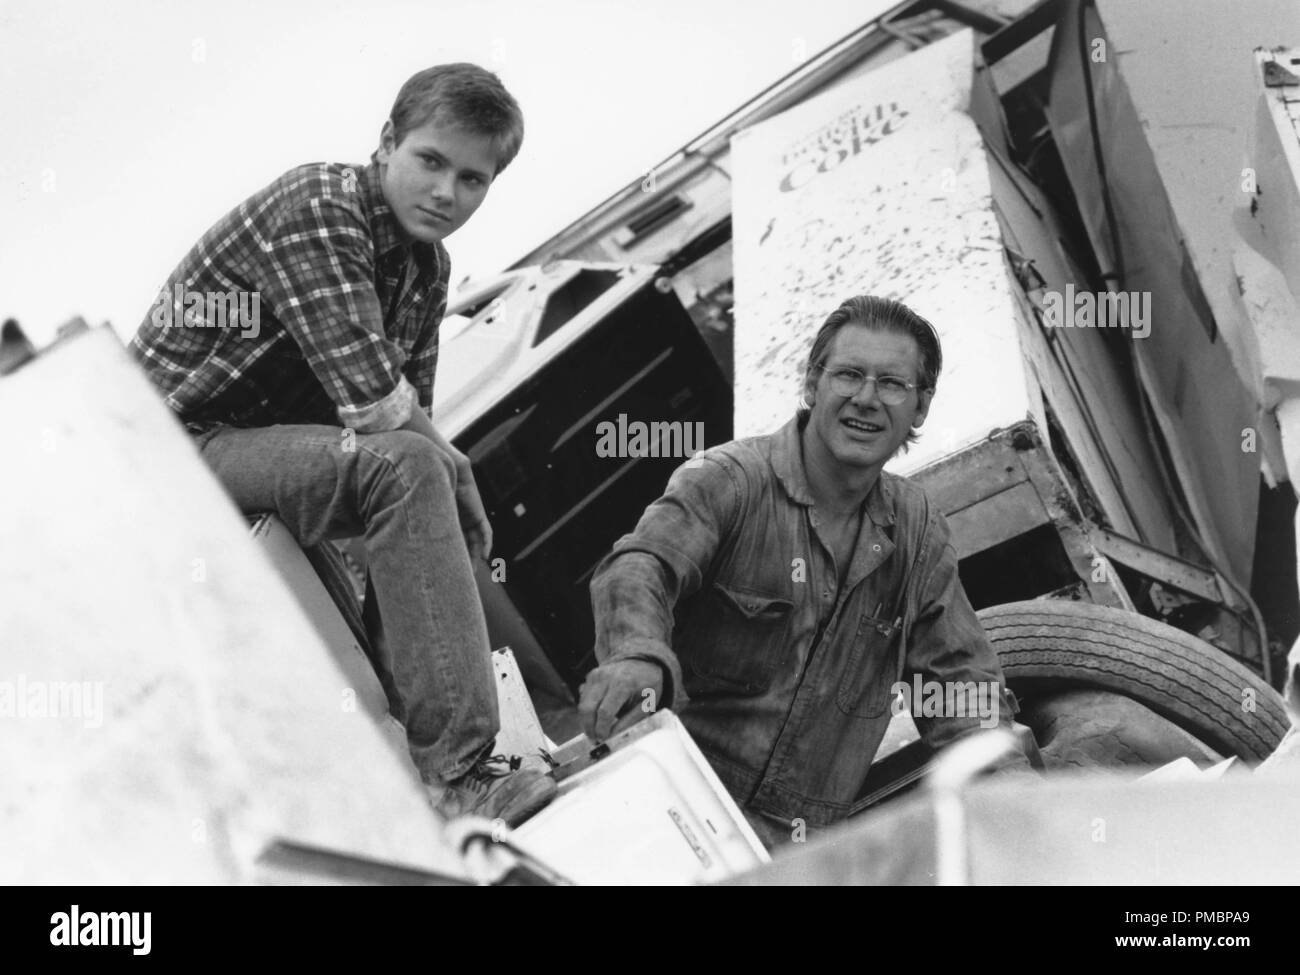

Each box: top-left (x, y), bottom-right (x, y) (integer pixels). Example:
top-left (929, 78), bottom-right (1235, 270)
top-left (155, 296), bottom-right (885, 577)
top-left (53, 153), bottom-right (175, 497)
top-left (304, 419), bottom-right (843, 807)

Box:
top-left (396, 404), bottom-right (493, 563)
top-left (451, 452), bottom-right (493, 563)
top-left (578, 659), bottom-right (665, 742)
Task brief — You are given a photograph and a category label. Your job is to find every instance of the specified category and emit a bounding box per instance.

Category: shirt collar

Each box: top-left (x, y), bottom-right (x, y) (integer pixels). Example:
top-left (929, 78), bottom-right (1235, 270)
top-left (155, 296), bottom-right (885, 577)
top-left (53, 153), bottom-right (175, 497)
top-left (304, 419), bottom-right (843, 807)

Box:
top-left (771, 414), bottom-right (897, 527)
top-left (360, 154), bottom-right (439, 277)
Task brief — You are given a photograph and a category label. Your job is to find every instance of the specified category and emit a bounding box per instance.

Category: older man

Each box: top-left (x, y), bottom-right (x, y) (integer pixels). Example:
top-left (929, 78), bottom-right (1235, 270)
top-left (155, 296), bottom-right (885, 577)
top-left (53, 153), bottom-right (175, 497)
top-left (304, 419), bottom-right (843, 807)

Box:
top-left (578, 294), bottom-right (1026, 845)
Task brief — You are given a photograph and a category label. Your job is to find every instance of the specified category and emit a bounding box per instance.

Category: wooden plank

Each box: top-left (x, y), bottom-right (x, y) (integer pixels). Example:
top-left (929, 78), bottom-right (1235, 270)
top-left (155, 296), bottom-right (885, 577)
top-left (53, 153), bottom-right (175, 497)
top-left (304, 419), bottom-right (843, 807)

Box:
top-left (910, 434), bottom-right (1029, 519)
top-left (946, 480), bottom-right (1048, 559)
top-left (1014, 423), bottom-right (1135, 610)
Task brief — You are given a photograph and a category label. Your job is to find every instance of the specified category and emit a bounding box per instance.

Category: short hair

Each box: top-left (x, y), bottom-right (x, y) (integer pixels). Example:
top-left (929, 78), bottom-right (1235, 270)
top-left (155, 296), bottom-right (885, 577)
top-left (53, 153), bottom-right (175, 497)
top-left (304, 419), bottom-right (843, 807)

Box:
top-left (388, 63), bottom-right (524, 175)
top-left (799, 295), bottom-right (943, 446)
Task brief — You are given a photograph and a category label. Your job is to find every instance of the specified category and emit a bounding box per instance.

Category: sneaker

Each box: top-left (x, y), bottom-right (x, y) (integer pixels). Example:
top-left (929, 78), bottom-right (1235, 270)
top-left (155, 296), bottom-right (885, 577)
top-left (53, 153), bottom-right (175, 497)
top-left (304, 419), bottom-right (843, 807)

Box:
top-left (430, 754), bottom-right (557, 827)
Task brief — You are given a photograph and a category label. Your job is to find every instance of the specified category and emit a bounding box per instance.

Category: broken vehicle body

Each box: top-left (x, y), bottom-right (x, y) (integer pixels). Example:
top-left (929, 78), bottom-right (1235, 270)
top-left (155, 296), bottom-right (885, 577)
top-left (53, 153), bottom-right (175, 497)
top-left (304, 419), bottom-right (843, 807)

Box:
top-left (6, 0), bottom-right (1300, 884)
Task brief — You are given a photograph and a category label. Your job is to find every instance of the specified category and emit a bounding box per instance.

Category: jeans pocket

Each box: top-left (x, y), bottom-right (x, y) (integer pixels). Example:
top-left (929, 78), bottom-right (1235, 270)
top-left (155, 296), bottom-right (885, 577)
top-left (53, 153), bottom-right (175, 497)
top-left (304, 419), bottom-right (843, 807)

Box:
top-left (681, 582), bottom-right (793, 695)
top-left (836, 614), bottom-right (900, 718)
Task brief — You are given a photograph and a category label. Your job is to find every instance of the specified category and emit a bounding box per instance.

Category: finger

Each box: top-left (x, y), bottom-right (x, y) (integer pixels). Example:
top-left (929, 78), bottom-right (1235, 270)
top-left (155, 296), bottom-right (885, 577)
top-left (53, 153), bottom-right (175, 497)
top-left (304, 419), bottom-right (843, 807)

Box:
top-left (464, 525), bottom-right (485, 563)
top-left (593, 686), bottom-right (626, 742)
top-left (456, 490), bottom-right (491, 546)
top-left (609, 706), bottom-right (649, 738)
top-left (576, 674), bottom-right (609, 741)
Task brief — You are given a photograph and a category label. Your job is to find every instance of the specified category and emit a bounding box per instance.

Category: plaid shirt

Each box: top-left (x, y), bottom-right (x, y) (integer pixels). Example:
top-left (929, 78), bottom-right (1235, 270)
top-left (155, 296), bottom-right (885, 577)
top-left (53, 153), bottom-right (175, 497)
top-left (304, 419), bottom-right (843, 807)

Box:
top-left (130, 156), bottom-right (449, 434)
top-left (592, 415), bottom-right (1020, 827)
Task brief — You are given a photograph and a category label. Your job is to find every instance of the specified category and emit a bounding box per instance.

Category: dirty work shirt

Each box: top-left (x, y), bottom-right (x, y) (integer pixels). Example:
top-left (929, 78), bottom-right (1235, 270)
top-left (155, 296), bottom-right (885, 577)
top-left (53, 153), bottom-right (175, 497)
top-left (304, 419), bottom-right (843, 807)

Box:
top-left (591, 415), bottom-right (1018, 828)
top-left (129, 156), bottom-right (449, 434)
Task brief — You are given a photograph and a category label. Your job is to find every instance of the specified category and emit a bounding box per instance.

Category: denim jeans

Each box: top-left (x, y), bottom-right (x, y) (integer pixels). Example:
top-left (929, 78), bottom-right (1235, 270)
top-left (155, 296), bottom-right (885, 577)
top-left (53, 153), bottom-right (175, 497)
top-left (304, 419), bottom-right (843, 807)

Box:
top-left (194, 422), bottom-right (500, 783)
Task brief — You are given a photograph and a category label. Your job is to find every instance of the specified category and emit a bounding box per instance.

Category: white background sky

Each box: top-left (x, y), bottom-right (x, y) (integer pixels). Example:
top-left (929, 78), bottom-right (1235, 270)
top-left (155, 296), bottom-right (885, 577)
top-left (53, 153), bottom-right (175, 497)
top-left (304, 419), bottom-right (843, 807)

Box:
top-left (1, 0), bottom-right (893, 345)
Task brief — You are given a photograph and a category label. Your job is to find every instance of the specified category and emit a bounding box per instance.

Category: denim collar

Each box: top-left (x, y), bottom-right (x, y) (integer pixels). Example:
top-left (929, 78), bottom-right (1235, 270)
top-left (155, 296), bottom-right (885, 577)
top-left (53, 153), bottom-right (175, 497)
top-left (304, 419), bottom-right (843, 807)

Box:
top-left (771, 414), bottom-right (896, 527)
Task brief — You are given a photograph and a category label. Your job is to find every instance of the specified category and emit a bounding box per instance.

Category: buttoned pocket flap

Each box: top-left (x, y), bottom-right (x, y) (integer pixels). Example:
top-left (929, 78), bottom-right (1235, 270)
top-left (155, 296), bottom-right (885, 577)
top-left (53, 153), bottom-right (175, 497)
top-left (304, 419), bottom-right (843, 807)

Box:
top-left (680, 582), bottom-right (794, 695)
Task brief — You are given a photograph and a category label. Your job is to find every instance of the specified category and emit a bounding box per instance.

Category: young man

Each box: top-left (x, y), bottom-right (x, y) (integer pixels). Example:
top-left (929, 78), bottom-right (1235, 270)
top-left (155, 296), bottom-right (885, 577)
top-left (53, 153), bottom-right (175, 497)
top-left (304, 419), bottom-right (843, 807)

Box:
top-left (579, 295), bottom-right (1027, 846)
top-left (130, 64), bottom-right (555, 826)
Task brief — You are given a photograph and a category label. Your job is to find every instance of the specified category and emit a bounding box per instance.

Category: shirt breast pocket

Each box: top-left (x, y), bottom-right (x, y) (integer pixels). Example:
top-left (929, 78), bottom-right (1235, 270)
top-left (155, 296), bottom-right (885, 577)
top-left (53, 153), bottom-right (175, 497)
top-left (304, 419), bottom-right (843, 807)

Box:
top-left (836, 613), bottom-right (902, 718)
top-left (679, 582), bottom-right (794, 696)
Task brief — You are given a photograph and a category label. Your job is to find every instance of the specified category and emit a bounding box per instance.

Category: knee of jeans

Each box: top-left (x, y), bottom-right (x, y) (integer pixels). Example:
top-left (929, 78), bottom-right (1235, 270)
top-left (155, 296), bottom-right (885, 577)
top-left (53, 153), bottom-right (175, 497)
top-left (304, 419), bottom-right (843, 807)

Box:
top-left (362, 430), bottom-right (454, 499)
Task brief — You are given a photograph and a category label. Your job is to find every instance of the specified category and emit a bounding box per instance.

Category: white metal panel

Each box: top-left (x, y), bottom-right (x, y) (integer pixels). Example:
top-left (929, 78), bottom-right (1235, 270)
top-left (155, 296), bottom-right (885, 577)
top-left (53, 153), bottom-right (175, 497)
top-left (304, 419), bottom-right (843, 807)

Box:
top-left (252, 515), bottom-right (555, 776)
top-left (514, 711), bottom-right (768, 884)
top-left (1047, 0), bottom-right (1280, 585)
top-left (1095, 0), bottom-right (1300, 386)
top-left (432, 261), bottom-right (657, 441)
top-left (730, 29), bottom-right (1040, 474)
top-left (0, 329), bottom-right (465, 883)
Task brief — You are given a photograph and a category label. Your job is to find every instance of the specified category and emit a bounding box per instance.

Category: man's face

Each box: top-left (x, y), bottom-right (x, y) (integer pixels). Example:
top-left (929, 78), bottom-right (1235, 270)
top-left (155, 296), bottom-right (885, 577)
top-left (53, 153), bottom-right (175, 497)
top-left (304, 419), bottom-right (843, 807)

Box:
top-left (377, 114), bottom-right (498, 244)
top-left (805, 323), bottom-right (933, 476)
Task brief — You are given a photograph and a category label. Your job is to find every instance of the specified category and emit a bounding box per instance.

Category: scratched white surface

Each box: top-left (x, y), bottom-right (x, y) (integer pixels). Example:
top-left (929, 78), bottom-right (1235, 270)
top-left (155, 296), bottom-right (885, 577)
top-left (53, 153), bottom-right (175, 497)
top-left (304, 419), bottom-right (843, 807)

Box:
top-left (730, 28), bottom-right (1038, 476)
top-left (1, 329), bottom-right (465, 883)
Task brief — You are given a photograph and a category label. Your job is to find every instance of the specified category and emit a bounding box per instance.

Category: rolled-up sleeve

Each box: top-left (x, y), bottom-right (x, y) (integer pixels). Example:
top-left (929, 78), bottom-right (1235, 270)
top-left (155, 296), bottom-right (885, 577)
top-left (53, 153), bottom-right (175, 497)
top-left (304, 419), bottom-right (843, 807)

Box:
top-left (338, 373), bottom-right (417, 432)
top-left (260, 195), bottom-right (414, 432)
top-left (905, 511), bottom-right (1024, 756)
top-left (590, 454), bottom-right (742, 709)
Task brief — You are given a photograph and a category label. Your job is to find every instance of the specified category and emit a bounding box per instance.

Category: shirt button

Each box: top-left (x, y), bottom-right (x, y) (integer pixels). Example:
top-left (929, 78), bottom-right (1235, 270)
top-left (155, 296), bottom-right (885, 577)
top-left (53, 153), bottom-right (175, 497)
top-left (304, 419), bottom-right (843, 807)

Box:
top-left (872, 544), bottom-right (882, 553)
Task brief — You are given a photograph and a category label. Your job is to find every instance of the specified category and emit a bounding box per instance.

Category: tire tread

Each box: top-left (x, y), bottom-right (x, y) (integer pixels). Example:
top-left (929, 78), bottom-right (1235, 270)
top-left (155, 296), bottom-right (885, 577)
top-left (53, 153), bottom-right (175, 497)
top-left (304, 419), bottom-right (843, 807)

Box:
top-left (978, 601), bottom-right (1289, 760)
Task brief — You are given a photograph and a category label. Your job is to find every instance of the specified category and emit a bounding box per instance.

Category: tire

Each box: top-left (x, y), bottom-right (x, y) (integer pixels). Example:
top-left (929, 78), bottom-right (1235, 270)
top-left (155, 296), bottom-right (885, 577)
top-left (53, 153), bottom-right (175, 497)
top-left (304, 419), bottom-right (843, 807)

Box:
top-left (978, 600), bottom-right (1290, 762)
top-left (1020, 688), bottom-right (1222, 770)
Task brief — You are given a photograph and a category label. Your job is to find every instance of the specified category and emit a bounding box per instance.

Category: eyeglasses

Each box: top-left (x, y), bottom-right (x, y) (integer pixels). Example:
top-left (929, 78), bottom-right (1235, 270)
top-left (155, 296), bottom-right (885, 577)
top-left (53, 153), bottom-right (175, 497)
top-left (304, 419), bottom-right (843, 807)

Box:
top-left (817, 366), bottom-right (921, 405)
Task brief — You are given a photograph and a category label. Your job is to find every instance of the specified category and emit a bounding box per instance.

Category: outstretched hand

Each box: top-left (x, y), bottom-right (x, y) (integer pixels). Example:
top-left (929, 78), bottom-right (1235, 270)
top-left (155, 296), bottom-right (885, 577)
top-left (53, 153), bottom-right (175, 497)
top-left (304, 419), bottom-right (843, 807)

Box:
top-left (577, 658), bottom-right (666, 742)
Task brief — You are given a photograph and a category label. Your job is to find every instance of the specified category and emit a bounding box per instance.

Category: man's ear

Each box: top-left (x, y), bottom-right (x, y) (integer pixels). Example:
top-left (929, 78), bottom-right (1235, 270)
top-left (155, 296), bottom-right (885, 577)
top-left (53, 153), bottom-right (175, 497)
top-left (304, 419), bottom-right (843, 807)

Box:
top-left (913, 388), bottom-right (934, 430)
top-left (378, 119), bottom-right (397, 163)
top-left (800, 369), bottom-right (818, 411)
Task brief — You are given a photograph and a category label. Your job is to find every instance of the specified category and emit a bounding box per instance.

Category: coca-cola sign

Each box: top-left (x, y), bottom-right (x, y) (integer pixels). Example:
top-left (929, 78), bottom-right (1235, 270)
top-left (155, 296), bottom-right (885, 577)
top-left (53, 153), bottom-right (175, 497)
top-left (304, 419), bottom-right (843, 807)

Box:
top-left (778, 101), bottom-right (909, 193)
